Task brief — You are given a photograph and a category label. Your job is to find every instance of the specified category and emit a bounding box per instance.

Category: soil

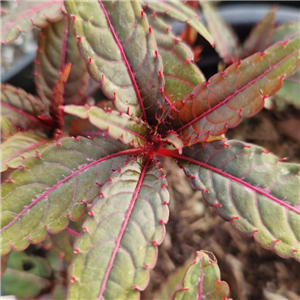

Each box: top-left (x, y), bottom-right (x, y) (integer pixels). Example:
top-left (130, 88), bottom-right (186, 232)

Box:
top-left (142, 106), bottom-right (300, 300)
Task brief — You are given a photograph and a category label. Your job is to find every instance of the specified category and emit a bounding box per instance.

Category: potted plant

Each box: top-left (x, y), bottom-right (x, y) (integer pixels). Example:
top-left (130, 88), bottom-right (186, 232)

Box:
top-left (1, 1), bottom-right (299, 299)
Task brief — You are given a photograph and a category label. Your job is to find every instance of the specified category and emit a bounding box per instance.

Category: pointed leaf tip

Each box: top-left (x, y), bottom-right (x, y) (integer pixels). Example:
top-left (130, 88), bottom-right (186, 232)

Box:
top-left (144, 1), bottom-right (214, 46)
top-left (174, 251), bottom-right (230, 300)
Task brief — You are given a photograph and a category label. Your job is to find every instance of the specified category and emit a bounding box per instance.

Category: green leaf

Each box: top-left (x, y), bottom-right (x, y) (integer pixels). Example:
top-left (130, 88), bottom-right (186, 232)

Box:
top-left (268, 23), bottom-right (300, 109)
top-left (43, 230), bottom-right (75, 263)
top-left (172, 140), bottom-right (300, 261)
top-left (1, 253), bottom-right (9, 276)
top-left (1, 83), bottom-right (52, 132)
top-left (1, 132), bottom-right (49, 173)
top-left (160, 131), bottom-right (183, 154)
top-left (1, 1), bottom-right (65, 45)
top-left (270, 22), bottom-right (300, 45)
top-left (200, 1), bottom-right (240, 64)
top-left (64, 105), bottom-right (150, 148)
top-left (1, 116), bottom-right (17, 141)
top-left (1, 136), bottom-right (142, 255)
top-left (143, 1), bottom-right (214, 46)
top-left (35, 15), bottom-right (89, 105)
top-left (65, 0), bottom-right (164, 125)
top-left (273, 69), bottom-right (300, 109)
top-left (68, 158), bottom-right (169, 300)
top-left (174, 251), bottom-right (230, 300)
top-left (169, 36), bottom-right (300, 145)
top-left (149, 15), bottom-right (205, 106)
top-left (152, 258), bottom-right (192, 300)
top-left (1, 251), bottom-right (52, 298)
top-left (242, 7), bottom-right (276, 58)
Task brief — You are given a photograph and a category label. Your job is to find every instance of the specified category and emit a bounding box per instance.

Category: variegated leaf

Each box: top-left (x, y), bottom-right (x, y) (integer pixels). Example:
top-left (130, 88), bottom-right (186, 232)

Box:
top-left (1, 132), bottom-right (49, 172)
top-left (35, 15), bottom-right (89, 105)
top-left (174, 251), bottom-right (231, 300)
top-left (1, 137), bottom-right (142, 255)
top-left (65, 0), bottom-right (164, 125)
top-left (68, 158), bottom-right (169, 299)
top-left (166, 140), bottom-right (300, 261)
top-left (142, 0), bottom-right (213, 46)
top-left (149, 15), bottom-right (205, 108)
top-left (1, 84), bottom-right (52, 132)
top-left (64, 105), bottom-right (150, 148)
top-left (169, 37), bottom-right (300, 145)
top-left (1, 1), bottom-right (65, 45)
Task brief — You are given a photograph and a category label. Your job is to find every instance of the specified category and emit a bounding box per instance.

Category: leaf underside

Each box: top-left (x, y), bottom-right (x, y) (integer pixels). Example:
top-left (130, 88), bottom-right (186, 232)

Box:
top-left (1, 132), bottom-right (49, 173)
top-left (35, 15), bottom-right (89, 105)
top-left (1, 1), bottom-right (65, 45)
top-left (174, 251), bottom-right (230, 300)
top-left (149, 15), bottom-right (205, 107)
top-left (64, 105), bottom-right (150, 148)
top-left (142, 0), bottom-right (214, 46)
top-left (65, 0), bottom-right (164, 124)
top-left (0, 137), bottom-right (137, 255)
top-left (69, 158), bottom-right (169, 300)
top-left (178, 140), bottom-right (300, 261)
top-left (201, 1), bottom-right (240, 65)
top-left (169, 37), bottom-right (300, 145)
top-left (1, 84), bottom-right (51, 132)
top-left (242, 7), bottom-right (276, 58)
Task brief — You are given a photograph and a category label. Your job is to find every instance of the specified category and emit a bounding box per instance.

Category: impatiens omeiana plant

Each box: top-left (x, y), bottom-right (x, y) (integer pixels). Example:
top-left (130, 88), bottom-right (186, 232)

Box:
top-left (1, 1), bottom-right (300, 299)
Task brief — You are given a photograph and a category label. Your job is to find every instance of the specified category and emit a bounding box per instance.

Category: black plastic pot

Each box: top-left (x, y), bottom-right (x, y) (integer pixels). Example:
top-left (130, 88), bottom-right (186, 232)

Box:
top-left (197, 2), bottom-right (300, 79)
top-left (2, 2), bottom-right (299, 91)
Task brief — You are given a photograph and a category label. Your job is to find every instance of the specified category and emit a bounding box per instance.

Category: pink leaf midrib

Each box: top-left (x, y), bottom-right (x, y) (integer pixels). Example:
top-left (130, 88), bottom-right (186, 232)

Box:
top-left (87, 112), bottom-right (148, 142)
top-left (176, 46), bottom-right (300, 133)
top-left (197, 259), bottom-right (204, 300)
top-left (2, 1), bottom-right (64, 33)
top-left (98, 1), bottom-right (147, 122)
top-left (0, 148), bottom-right (144, 233)
top-left (97, 156), bottom-right (151, 299)
top-left (60, 15), bottom-right (69, 73)
top-left (1, 102), bottom-right (50, 128)
top-left (1, 138), bottom-right (49, 165)
top-left (158, 149), bottom-right (300, 215)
